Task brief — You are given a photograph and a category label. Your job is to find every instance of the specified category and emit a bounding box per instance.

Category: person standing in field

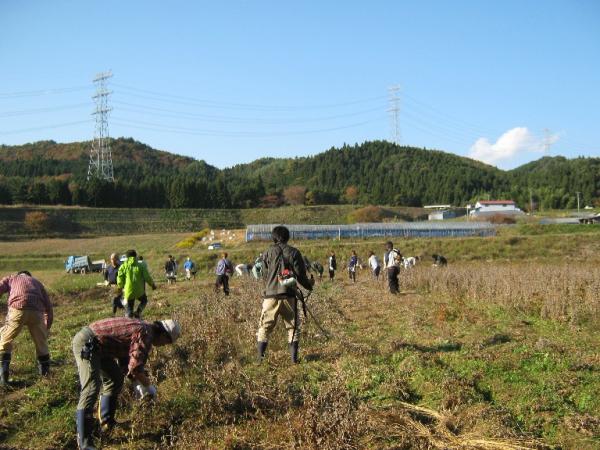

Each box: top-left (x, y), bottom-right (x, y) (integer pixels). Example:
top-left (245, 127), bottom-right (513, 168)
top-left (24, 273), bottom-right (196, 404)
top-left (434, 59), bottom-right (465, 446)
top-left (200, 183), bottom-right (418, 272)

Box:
top-left (183, 257), bottom-right (196, 280)
top-left (214, 252), bottom-right (233, 296)
top-left (117, 250), bottom-right (157, 319)
top-left (348, 250), bottom-right (359, 283)
top-left (104, 253), bottom-right (123, 315)
top-left (0, 271), bottom-right (53, 386)
top-left (368, 251), bottom-right (381, 280)
top-left (328, 251), bottom-right (337, 281)
top-left (72, 317), bottom-right (181, 450)
top-left (383, 241), bottom-right (402, 294)
top-left (256, 226), bottom-right (314, 363)
top-left (164, 255), bottom-right (177, 284)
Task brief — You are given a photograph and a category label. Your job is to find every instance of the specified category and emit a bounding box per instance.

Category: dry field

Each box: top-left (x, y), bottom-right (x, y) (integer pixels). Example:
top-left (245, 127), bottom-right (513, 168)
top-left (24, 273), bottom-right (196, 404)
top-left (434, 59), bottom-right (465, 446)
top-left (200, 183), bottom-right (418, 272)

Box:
top-left (0, 232), bottom-right (599, 449)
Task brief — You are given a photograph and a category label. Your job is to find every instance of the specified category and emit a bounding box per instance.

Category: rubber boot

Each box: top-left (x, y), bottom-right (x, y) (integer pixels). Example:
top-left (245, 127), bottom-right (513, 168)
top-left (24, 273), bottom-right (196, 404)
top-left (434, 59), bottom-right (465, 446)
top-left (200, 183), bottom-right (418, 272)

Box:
top-left (0, 353), bottom-right (10, 386)
top-left (98, 395), bottom-right (118, 433)
top-left (76, 409), bottom-right (97, 450)
top-left (37, 354), bottom-right (50, 377)
top-left (289, 341), bottom-right (299, 364)
top-left (257, 341), bottom-right (268, 362)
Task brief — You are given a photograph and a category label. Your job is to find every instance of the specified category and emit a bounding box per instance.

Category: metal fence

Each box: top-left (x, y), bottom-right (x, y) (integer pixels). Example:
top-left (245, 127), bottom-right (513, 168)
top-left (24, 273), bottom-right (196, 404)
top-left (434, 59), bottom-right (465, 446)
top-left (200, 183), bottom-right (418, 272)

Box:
top-left (245, 222), bottom-right (496, 241)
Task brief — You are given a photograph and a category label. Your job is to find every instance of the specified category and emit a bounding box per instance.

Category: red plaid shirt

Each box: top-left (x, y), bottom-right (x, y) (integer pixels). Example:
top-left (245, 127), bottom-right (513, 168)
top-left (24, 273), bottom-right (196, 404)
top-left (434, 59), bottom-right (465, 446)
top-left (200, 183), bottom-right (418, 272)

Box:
top-left (89, 317), bottom-right (155, 377)
top-left (0, 274), bottom-right (53, 328)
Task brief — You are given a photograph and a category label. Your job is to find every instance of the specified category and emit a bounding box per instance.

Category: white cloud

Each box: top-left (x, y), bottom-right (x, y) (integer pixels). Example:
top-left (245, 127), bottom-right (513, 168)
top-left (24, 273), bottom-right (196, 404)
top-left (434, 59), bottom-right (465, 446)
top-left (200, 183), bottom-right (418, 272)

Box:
top-left (469, 127), bottom-right (560, 166)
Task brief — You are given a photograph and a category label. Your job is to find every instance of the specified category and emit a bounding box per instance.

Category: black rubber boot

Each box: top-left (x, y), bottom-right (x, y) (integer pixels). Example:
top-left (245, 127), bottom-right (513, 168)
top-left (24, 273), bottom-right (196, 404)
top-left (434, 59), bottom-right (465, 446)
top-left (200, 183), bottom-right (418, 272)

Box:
top-left (257, 341), bottom-right (268, 362)
top-left (289, 341), bottom-right (299, 364)
top-left (98, 395), bottom-right (118, 433)
top-left (76, 409), bottom-right (97, 450)
top-left (37, 354), bottom-right (50, 377)
top-left (0, 353), bottom-right (10, 386)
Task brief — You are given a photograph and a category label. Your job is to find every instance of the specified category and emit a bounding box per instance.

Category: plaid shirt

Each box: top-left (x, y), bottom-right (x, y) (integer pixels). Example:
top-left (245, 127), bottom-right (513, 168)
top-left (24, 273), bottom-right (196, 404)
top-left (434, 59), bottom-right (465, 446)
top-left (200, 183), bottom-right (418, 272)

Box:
top-left (0, 274), bottom-right (53, 328)
top-left (89, 317), bottom-right (155, 377)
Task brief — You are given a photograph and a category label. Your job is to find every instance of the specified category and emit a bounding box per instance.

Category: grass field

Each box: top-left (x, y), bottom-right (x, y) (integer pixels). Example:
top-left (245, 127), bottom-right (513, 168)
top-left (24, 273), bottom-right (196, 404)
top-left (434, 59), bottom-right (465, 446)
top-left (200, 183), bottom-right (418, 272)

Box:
top-left (0, 226), bottom-right (599, 449)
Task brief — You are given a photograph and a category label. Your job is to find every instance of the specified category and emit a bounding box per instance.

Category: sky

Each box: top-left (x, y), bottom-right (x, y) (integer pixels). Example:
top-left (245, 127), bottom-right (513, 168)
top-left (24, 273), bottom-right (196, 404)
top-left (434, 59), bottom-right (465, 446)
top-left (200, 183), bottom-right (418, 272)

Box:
top-left (0, 0), bottom-right (598, 169)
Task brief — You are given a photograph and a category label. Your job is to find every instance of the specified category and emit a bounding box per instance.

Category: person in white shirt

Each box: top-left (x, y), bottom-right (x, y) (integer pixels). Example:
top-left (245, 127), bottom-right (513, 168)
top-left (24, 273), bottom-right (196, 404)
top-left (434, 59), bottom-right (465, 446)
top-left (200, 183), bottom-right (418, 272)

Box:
top-left (383, 241), bottom-right (402, 294)
top-left (328, 251), bottom-right (337, 282)
top-left (368, 251), bottom-right (381, 280)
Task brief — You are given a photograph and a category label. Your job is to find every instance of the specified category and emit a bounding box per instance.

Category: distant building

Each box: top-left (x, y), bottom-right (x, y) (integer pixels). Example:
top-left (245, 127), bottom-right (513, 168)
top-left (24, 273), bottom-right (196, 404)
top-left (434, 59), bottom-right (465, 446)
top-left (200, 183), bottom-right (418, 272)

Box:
top-left (579, 213), bottom-right (600, 224)
top-left (428, 209), bottom-right (466, 221)
top-left (469, 200), bottom-right (523, 217)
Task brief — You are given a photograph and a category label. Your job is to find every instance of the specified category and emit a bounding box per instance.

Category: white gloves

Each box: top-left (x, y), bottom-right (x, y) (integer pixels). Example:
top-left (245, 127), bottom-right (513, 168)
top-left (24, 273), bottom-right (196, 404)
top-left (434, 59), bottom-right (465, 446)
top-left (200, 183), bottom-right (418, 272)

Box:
top-left (134, 383), bottom-right (157, 400)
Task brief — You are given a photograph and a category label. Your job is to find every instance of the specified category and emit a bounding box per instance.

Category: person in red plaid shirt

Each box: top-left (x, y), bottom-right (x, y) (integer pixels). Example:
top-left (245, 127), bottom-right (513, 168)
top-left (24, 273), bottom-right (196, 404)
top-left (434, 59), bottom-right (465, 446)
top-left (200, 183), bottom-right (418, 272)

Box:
top-left (0, 271), bottom-right (53, 386)
top-left (72, 316), bottom-right (181, 450)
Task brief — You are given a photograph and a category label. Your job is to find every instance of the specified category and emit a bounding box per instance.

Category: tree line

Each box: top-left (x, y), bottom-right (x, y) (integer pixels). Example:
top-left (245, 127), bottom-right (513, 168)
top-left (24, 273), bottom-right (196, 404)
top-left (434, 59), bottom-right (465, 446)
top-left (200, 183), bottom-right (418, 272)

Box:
top-left (0, 138), bottom-right (598, 209)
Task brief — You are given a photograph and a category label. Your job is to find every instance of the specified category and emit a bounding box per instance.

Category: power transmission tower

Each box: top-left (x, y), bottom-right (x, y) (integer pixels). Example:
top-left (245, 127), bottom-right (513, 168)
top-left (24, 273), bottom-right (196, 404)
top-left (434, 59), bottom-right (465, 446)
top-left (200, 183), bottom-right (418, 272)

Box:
top-left (87, 71), bottom-right (114, 181)
top-left (388, 85), bottom-right (401, 145)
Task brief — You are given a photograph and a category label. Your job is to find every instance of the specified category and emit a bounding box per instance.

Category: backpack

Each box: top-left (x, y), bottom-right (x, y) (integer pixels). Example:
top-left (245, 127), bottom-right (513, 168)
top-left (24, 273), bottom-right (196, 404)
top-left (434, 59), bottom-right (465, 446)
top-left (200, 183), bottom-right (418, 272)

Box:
top-left (275, 245), bottom-right (297, 295)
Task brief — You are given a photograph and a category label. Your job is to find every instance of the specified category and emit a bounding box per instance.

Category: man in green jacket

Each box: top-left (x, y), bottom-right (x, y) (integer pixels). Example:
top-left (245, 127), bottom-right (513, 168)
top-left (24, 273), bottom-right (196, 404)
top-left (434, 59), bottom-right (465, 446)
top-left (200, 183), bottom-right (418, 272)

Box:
top-left (117, 250), bottom-right (157, 319)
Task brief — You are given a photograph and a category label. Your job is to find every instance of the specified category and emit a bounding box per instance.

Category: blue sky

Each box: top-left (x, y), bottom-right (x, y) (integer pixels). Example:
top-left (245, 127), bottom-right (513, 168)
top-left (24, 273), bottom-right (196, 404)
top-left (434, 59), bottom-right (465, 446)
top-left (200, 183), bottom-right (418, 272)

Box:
top-left (0, 0), bottom-right (598, 169)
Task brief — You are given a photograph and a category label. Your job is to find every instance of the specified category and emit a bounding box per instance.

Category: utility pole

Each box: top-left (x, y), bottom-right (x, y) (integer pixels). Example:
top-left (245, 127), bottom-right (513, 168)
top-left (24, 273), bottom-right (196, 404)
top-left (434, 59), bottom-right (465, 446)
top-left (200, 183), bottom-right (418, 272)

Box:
top-left (576, 191), bottom-right (581, 214)
top-left (529, 188), bottom-right (534, 214)
top-left (87, 71), bottom-right (114, 181)
top-left (388, 85), bottom-right (400, 145)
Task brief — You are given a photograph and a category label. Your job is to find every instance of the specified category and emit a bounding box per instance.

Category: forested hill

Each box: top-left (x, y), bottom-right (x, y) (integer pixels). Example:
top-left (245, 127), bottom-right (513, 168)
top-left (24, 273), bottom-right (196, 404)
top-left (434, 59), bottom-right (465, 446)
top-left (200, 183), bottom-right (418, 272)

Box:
top-left (0, 138), bottom-right (597, 209)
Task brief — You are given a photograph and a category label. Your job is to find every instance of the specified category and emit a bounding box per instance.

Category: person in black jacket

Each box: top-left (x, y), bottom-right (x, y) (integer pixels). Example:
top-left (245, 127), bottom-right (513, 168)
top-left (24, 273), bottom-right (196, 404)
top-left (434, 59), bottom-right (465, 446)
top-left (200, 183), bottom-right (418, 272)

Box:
top-left (256, 226), bottom-right (314, 363)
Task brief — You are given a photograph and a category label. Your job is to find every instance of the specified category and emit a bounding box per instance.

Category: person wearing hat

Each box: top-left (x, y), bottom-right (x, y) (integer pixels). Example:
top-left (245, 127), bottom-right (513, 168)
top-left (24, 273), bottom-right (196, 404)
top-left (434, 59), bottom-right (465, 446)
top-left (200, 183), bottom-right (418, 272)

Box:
top-left (72, 317), bottom-right (181, 450)
top-left (0, 270), bottom-right (53, 386)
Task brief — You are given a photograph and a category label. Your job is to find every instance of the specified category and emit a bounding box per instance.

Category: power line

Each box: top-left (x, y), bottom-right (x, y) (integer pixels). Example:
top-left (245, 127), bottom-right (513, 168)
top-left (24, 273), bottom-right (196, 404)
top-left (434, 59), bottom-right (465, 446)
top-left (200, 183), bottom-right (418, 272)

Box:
top-left (113, 82), bottom-right (387, 111)
top-left (0, 120), bottom-right (92, 135)
top-left (388, 85), bottom-right (400, 145)
top-left (0, 103), bottom-right (89, 118)
top-left (0, 86), bottom-right (91, 99)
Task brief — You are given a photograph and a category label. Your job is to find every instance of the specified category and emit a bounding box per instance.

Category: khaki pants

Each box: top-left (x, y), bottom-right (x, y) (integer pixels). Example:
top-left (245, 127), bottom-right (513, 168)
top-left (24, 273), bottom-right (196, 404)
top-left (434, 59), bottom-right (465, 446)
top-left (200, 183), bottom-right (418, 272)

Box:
top-left (0, 307), bottom-right (49, 356)
top-left (72, 327), bottom-right (124, 411)
top-left (257, 296), bottom-right (300, 343)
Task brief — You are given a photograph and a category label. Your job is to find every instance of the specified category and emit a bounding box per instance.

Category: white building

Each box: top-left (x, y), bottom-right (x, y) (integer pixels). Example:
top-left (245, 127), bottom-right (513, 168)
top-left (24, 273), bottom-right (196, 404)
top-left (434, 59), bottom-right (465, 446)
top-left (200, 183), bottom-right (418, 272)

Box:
top-left (469, 200), bottom-right (523, 217)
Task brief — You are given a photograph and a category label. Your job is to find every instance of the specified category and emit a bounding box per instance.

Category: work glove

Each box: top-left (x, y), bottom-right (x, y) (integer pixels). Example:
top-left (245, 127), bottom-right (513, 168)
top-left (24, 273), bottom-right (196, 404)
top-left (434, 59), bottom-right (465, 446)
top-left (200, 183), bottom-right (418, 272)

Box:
top-left (134, 383), bottom-right (157, 400)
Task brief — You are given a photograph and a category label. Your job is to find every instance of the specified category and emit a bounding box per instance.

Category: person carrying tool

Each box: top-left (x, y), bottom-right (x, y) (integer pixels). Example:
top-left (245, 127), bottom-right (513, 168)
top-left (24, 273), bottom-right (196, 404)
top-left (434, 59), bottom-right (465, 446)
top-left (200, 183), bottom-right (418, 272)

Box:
top-left (0, 271), bottom-right (53, 386)
top-left (383, 241), bottom-right (402, 294)
top-left (72, 317), bottom-right (181, 450)
top-left (256, 225), bottom-right (314, 363)
top-left (117, 250), bottom-right (157, 319)
top-left (214, 252), bottom-right (233, 295)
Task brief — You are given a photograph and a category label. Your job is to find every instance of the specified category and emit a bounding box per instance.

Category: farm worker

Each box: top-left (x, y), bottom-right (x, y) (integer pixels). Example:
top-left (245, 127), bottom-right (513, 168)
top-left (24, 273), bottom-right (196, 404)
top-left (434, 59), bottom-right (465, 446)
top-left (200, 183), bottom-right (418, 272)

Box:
top-left (0, 271), bottom-right (53, 386)
top-left (251, 254), bottom-right (264, 280)
top-left (234, 263), bottom-right (250, 277)
top-left (311, 261), bottom-right (324, 281)
top-left (164, 255), bottom-right (177, 284)
top-left (183, 257), bottom-right (196, 280)
top-left (348, 250), bottom-right (359, 283)
top-left (368, 251), bottom-right (381, 280)
top-left (104, 253), bottom-right (123, 315)
top-left (383, 241), bottom-right (402, 294)
top-left (328, 251), bottom-right (337, 281)
top-left (117, 249), bottom-right (156, 319)
top-left (72, 317), bottom-right (181, 450)
top-left (256, 226), bottom-right (314, 363)
top-left (214, 252), bottom-right (233, 295)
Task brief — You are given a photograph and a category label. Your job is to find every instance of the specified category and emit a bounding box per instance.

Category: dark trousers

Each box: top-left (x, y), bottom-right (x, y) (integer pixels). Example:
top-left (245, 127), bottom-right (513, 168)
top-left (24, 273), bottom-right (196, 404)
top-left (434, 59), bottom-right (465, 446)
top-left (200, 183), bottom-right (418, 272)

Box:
top-left (373, 266), bottom-right (381, 280)
top-left (387, 267), bottom-right (399, 294)
top-left (329, 270), bottom-right (335, 281)
top-left (349, 269), bottom-right (356, 282)
top-left (215, 275), bottom-right (230, 295)
top-left (125, 294), bottom-right (148, 318)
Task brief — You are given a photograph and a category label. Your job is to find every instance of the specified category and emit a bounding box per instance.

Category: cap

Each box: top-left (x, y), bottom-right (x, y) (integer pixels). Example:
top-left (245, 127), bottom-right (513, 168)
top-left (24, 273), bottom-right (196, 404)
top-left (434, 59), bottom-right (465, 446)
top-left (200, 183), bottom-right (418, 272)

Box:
top-left (159, 319), bottom-right (181, 343)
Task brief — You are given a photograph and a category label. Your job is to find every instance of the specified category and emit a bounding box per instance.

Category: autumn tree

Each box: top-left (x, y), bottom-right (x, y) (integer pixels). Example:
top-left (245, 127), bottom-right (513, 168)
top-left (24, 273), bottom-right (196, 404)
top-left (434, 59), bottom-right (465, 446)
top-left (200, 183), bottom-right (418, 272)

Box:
top-left (283, 185), bottom-right (307, 205)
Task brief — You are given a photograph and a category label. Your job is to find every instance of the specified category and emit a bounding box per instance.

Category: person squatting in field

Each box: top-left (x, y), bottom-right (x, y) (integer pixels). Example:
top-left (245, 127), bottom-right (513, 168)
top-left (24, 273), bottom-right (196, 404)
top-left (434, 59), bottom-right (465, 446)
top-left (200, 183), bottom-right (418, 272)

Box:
top-left (0, 271), bottom-right (53, 386)
top-left (256, 225), bottom-right (314, 363)
top-left (384, 241), bottom-right (402, 294)
top-left (117, 249), bottom-right (157, 319)
top-left (215, 252), bottom-right (233, 295)
top-left (72, 317), bottom-right (181, 450)
top-left (348, 250), bottom-right (359, 282)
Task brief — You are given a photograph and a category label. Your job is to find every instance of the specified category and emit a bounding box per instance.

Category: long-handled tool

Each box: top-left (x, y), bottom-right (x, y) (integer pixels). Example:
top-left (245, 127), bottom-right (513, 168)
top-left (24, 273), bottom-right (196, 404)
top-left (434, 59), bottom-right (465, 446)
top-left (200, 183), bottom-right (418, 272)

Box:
top-left (295, 289), bottom-right (332, 340)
